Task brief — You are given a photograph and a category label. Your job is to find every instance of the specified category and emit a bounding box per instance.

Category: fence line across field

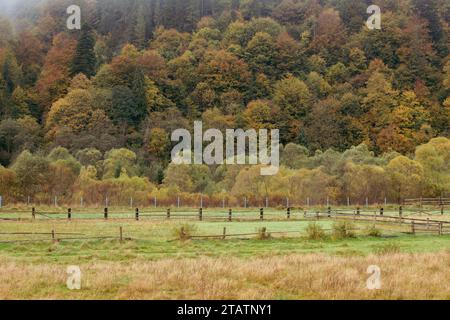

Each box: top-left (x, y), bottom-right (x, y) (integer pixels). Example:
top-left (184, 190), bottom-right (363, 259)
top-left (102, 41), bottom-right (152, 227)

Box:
top-left (3, 195), bottom-right (450, 209)
top-left (0, 227), bottom-right (127, 244)
top-left (2, 206), bottom-right (449, 231)
top-left (403, 198), bottom-right (450, 206)
top-left (0, 206), bottom-right (448, 220)
top-left (1, 220), bottom-right (448, 245)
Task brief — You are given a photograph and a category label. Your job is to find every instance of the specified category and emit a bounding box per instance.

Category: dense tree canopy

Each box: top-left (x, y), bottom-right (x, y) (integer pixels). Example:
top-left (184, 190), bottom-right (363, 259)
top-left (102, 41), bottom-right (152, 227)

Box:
top-left (0, 0), bottom-right (449, 204)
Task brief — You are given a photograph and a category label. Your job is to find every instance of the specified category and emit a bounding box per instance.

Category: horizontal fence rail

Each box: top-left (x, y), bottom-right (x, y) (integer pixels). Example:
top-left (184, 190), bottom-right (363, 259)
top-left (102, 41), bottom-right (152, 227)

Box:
top-left (2, 196), bottom-right (450, 209)
top-left (0, 227), bottom-right (128, 244)
top-left (0, 206), bottom-right (449, 223)
top-left (1, 222), bottom-right (448, 245)
top-left (404, 198), bottom-right (450, 206)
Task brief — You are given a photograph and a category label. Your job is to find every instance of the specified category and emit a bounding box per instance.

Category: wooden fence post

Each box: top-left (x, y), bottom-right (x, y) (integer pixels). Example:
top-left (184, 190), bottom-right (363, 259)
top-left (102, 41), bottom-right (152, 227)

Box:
top-left (356, 207), bottom-right (360, 216)
top-left (228, 208), bottom-right (232, 222)
top-left (287, 207), bottom-right (291, 219)
top-left (441, 205), bottom-right (444, 215)
top-left (167, 208), bottom-right (171, 219)
top-left (135, 208), bottom-right (139, 221)
top-left (119, 226), bottom-right (123, 243)
top-left (51, 229), bottom-right (55, 243)
top-left (426, 218), bottom-right (430, 230)
top-left (104, 207), bottom-right (108, 220)
top-left (68, 208), bottom-right (71, 220)
top-left (260, 208), bottom-right (264, 221)
top-left (399, 206), bottom-right (403, 224)
top-left (222, 227), bottom-right (226, 240)
top-left (199, 207), bottom-right (203, 221)
top-left (32, 207), bottom-right (35, 220)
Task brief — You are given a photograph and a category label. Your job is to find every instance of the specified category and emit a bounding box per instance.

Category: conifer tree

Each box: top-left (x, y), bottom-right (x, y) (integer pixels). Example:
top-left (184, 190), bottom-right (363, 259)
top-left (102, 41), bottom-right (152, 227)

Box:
top-left (133, 2), bottom-right (147, 50)
top-left (71, 24), bottom-right (97, 77)
top-left (131, 69), bottom-right (149, 125)
top-left (412, 0), bottom-right (447, 57)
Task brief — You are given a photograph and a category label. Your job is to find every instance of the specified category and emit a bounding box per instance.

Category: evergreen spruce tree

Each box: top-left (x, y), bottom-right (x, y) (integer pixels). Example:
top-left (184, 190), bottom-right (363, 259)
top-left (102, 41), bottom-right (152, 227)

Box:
top-left (0, 75), bottom-right (7, 118)
top-left (131, 69), bottom-right (148, 125)
top-left (110, 85), bottom-right (138, 126)
top-left (133, 2), bottom-right (147, 50)
top-left (412, 0), bottom-right (447, 57)
top-left (2, 53), bottom-right (21, 94)
top-left (71, 24), bottom-right (97, 77)
top-left (2, 62), bottom-right (14, 94)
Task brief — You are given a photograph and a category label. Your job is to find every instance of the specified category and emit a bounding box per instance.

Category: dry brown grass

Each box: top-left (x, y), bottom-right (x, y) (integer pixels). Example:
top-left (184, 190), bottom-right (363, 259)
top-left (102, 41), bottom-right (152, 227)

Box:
top-left (1, 251), bottom-right (450, 300)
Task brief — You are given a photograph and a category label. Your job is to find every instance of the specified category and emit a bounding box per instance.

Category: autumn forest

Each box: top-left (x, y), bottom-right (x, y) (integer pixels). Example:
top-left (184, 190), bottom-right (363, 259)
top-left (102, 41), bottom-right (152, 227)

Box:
top-left (0, 0), bottom-right (449, 206)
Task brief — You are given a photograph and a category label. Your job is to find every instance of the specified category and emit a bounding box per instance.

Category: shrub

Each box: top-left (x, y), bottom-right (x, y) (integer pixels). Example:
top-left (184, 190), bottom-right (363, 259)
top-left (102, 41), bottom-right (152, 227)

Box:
top-left (305, 222), bottom-right (326, 240)
top-left (172, 224), bottom-right (197, 241)
top-left (332, 221), bottom-right (355, 239)
top-left (366, 225), bottom-right (382, 237)
top-left (256, 227), bottom-right (271, 240)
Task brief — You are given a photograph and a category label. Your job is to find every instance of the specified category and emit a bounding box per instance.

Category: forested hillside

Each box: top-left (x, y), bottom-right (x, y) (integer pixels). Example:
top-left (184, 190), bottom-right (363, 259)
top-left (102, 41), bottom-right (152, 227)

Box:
top-left (0, 0), bottom-right (449, 204)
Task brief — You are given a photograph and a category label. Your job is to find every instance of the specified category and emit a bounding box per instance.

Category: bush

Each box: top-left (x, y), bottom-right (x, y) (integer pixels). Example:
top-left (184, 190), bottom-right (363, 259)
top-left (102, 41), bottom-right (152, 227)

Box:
top-left (256, 227), bottom-right (271, 240)
top-left (366, 225), bottom-right (382, 237)
top-left (172, 224), bottom-right (197, 241)
top-left (332, 221), bottom-right (355, 239)
top-left (305, 222), bottom-right (326, 240)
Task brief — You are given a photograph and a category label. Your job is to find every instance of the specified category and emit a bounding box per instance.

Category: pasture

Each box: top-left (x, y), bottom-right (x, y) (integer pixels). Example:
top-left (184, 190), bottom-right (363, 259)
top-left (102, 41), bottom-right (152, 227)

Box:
top-left (1, 205), bottom-right (450, 299)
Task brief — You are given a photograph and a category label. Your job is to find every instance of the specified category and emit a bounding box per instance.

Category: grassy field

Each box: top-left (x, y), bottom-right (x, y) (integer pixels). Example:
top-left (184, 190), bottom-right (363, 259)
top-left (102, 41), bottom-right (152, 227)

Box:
top-left (1, 206), bottom-right (450, 299)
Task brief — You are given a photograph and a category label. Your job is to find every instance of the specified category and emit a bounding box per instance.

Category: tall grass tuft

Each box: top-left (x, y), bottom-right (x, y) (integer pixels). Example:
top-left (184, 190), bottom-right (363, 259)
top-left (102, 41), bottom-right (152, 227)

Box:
top-left (332, 221), bottom-right (355, 240)
top-left (305, 222), bottom-right (326, 240)
top-left (172, 224), bottom-right (197, 241)
top-left (366, 225), bottom-right (382, 237)
top-left (256, 227), bottom-right (271, 240)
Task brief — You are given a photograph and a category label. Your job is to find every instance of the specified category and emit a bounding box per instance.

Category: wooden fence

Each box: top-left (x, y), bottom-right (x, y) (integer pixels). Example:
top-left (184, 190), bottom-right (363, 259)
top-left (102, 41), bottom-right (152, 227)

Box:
top-left (404, 197), bottom-right (450, 206)
top-left (0, 227), bottom-right (127, 244)
top-left (400, 198), bottom-right (448, 217)
top-left (1, 217), bottom-right (450, 245)
top-left (1, 206), bottom-right (450, 238)
top-left (0, 225), bottom-right (394, 244)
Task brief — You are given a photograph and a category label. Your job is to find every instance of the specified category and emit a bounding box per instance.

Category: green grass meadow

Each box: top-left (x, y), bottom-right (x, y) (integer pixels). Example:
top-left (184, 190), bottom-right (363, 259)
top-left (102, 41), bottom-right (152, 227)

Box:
top-left (1, 207), bottom-right (450, 264)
